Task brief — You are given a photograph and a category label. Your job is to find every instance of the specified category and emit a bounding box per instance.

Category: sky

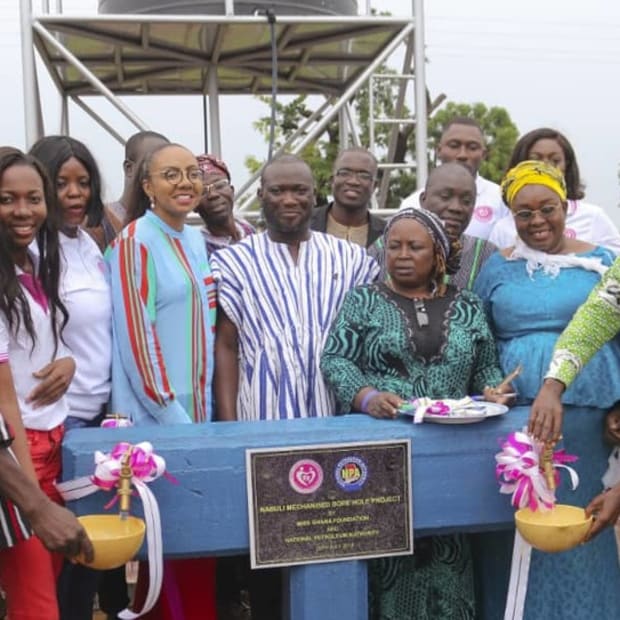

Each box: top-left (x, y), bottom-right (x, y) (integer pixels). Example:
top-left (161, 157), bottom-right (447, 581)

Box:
top-left (2, 0), bottom-right (620, 224)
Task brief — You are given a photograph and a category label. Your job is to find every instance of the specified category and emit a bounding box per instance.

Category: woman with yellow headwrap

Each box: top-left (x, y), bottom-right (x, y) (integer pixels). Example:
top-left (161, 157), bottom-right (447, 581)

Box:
top-left (473, 160), bottom-right (620, 618)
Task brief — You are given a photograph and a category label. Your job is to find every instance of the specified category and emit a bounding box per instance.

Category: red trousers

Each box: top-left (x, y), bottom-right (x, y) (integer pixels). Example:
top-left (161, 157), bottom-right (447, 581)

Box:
top-left (0, 426), bottom-right (64, 620)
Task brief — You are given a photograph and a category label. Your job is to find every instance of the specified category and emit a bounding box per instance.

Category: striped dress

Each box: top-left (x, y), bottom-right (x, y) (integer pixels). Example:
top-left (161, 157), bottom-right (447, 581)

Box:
top-left (211, 231), bottom-right (380, 421)
top-left (106, 211), bottom-right (216, 426)
top-left (0, 415), bottom-right (31, 549)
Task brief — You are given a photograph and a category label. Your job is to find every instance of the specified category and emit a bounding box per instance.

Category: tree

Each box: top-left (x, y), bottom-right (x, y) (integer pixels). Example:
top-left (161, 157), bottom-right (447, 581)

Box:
top-left (246, 90), bottom-right (519, 209)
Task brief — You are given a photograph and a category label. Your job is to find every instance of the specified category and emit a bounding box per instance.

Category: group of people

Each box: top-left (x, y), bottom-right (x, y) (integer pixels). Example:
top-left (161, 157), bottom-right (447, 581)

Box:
top-left (0, 115), bottom-right (618, 620)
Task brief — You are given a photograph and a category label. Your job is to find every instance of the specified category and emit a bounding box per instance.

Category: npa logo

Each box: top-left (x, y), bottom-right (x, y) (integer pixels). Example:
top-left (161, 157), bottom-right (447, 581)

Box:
top-left (289, 459), bottom-right (323, 494)
top-left (473, 205), bottom-right (493, 222)
top-left (335, 456), bottom-right (368, 491)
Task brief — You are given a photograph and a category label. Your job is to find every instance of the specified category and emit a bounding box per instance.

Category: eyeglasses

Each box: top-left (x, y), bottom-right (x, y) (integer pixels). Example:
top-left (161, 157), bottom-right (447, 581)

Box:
top-left (154, 167), bottom-right (204, 184)
top-left (512, 204), bottom-right (560, 222)
top-left (335, 168), bottom-right (375, 183)
top-left (204, 179), bottom-right (231, 195)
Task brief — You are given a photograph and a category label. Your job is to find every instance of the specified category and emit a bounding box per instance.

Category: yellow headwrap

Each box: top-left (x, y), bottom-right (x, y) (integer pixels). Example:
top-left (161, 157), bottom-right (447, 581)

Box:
top-left (501, 160), bottom-right (567, 207)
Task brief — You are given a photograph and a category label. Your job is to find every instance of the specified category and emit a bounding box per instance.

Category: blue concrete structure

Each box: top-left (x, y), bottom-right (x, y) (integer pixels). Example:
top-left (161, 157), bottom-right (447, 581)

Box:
top-left (62, 407), bottom-right (530, 619)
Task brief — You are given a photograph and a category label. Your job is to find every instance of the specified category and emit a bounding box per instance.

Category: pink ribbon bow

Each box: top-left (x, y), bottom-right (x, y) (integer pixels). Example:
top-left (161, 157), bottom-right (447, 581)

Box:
top-left (426, 401), bottom-right (450, 416)
top-left (101, 416), bottom-right (133, 429)
top-left (495, 431), bottom-right (579, 511)
top-left (91, 442), bottom-right (172, 505)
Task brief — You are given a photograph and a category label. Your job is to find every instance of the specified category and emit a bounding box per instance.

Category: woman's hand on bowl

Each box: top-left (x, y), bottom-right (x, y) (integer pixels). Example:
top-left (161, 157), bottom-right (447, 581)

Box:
top-left (528, 378), bottom-right (565, 442)
top-left (584, 484), bottom-right (620, 541)
top-left (365, 392), bottom-right (403, 419)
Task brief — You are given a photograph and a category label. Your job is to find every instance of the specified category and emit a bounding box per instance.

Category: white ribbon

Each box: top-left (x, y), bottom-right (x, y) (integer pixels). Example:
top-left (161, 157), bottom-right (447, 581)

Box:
top-left (497, 431), bottom-right (580, 620)
top-left (504, 531), bottom-right (531, 620)
top-left (58, 441), bottom-right (166, 618)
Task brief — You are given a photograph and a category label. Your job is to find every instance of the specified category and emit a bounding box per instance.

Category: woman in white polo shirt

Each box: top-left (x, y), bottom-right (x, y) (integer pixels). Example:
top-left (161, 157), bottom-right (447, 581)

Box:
top-left (0, 147), bottom-right (74, 619)
top-left (29, 137), bottom-right (125, 620)
top-left (30, 136), bottom-right (112, 431)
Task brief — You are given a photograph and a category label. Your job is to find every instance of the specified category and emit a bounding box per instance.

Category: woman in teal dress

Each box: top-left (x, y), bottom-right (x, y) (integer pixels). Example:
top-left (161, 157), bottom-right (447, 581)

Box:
top-left (321, 208), bottom-right (511, 619)
top-left (473, 160), bottom-right (620, 619)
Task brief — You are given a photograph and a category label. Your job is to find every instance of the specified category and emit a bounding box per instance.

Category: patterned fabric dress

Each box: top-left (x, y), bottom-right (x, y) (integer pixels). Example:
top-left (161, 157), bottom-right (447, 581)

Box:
top-left (320, 283), bottom-right (504, 619)
top-left (547, 255), bottom-right (620, 385)
top-left (473, 246), bottom-right (620, 408)
top-left (472, 247), bottom-right (620, 619)
top-left (320, 283), bottom-right (503, 409)
top-left (211, 231), bottom-right (379, 420)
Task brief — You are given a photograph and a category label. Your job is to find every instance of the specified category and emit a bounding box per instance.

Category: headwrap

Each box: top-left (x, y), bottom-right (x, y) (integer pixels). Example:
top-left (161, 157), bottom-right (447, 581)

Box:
top-left (384, 207), bottom-right (461, 277)
top-left (196, 153), bottom-right (231, 181)
top-left (501, 160), bottom-right (567, 207)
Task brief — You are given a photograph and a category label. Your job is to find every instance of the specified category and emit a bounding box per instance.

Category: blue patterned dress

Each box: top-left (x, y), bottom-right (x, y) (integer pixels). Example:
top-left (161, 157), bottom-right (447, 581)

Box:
top-left (473, 246), bottom-right (620, 619)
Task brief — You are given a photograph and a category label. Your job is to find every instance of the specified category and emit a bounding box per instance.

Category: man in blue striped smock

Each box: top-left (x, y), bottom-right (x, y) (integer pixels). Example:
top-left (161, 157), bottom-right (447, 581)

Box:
top-left (212, 155), bottom-right (380, 421)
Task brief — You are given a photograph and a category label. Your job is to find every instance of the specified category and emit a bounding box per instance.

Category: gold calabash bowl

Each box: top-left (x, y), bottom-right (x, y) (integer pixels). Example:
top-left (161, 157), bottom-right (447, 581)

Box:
top-left (76, 514), bottom-right (146, 569)
top-left (515, 504), bottom-right (592, 553)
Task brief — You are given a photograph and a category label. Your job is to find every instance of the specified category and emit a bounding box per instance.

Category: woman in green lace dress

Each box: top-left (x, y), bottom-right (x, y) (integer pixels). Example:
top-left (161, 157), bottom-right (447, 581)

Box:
top-left (320, 208), bottom-right (511, 619)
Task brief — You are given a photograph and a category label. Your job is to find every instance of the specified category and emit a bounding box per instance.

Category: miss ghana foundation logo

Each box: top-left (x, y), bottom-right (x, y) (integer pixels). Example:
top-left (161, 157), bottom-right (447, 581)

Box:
top-left (335, 456), bottom-right (368, 491)
top-left (289, 459), bottom-right (324, 494)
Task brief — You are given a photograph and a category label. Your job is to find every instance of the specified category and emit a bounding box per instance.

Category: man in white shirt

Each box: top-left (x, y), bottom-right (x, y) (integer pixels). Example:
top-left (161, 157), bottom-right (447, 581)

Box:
top-left (400, 116), bottom-right (509, 239)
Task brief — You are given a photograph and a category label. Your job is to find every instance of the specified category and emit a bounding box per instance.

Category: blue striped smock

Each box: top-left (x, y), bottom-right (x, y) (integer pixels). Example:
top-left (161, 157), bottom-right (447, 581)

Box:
top-left (212, 231), bottom-right (380, 420)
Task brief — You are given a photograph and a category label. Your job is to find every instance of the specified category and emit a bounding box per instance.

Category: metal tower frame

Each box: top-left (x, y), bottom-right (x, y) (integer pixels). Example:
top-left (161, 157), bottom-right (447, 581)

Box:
top-left (19, 0), bottom-right (428, 211)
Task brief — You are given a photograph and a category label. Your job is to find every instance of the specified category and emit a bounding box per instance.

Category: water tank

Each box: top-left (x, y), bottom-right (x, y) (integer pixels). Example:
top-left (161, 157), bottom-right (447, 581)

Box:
top-left (98, 1), bottom-right (358, 16)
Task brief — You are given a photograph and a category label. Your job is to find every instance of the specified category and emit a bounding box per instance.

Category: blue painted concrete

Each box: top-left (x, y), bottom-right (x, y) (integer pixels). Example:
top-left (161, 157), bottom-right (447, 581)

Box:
top-left (62, 407), bottom-right (529, 619)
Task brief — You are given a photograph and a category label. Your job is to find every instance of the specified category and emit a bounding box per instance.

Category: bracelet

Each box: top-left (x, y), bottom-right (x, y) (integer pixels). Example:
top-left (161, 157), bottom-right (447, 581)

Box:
top-left (360, 389), bottom-right (379, 413)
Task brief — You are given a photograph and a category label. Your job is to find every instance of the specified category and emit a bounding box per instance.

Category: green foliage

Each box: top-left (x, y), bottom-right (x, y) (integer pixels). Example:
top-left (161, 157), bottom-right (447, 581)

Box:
top-left (247, 90), bottom-right (519, 208)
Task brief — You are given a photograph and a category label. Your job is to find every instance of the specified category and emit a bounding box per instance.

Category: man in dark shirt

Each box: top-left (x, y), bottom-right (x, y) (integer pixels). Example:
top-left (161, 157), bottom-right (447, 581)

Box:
top-left (311, 147), bottom-right (385, 247)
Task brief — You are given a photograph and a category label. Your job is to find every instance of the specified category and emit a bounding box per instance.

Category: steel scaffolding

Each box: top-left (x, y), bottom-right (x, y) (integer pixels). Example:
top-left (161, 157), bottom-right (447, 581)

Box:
top-left (19, 0), bottom-right (428, 211)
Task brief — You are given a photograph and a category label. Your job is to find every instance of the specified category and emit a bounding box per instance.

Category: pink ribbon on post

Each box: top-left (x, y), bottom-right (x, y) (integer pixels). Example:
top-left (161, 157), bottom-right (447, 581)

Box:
top-left (90, 442), bottom-right (175, 510)
top-left (495, 430), bottom-right (579, 511)
top-left (58, 441), bottom-right (174, 620)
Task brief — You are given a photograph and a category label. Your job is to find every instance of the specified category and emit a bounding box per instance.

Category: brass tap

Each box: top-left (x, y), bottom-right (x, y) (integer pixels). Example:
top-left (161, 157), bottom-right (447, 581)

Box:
top-left (118, 447), bottom-right (133, 520)
top-left (541, 441), bottom-right (556, 491)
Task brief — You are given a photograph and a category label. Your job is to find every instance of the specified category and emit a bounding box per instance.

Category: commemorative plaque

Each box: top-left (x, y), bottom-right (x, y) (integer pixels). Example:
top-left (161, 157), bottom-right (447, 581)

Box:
top-left (246, 440), bottom-right (412, 568)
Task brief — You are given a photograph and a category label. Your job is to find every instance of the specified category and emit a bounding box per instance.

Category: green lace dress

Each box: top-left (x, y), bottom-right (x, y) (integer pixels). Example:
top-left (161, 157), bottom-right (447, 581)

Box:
top-left (320, 282), bottom-right (504, 619)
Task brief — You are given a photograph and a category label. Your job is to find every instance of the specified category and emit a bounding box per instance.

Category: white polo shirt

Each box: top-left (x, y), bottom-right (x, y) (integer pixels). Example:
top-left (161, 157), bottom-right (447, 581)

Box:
top-left (488, 200), bottom-right (620, 255)
top-left (59, 230), bottom-right (112, 419)
top-left (0, 263), bottom-right (70, 431)
top-left (400, 174), bottom-right (509, 240)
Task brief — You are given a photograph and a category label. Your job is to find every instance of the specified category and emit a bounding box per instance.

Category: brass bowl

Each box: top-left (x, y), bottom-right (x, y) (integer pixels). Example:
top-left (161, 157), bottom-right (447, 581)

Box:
top-left (515, 504), bottom-right (592, 553)
top-left (76, 515), bottom-right (146, 569)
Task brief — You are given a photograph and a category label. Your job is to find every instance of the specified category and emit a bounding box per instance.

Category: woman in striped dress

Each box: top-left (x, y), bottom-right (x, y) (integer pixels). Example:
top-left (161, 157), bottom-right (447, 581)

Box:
top-left (106, 143), bottom-right (216, 619)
